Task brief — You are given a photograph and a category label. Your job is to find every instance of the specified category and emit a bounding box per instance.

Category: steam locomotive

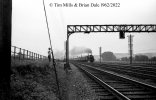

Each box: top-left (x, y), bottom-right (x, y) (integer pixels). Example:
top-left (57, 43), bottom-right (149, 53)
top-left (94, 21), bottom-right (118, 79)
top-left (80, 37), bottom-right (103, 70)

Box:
top-left (72, 55), bottom-right (94, 62)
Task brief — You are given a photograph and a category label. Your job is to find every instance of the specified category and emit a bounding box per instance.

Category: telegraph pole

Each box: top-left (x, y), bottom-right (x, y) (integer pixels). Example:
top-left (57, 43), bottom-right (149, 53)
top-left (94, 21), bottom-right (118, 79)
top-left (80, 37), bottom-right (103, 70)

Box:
top-left (99, 47), bottom-right (102, 63)
top-left (128, 34), bottom-right (134, 64)
top-left (0, 0), bottom-right (12, 99)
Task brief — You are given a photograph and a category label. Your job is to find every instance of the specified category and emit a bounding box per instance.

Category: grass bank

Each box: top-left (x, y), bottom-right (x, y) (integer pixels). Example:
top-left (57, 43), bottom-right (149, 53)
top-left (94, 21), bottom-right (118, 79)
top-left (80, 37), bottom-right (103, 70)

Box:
top-left (11, 60), bottom-right (59, 100)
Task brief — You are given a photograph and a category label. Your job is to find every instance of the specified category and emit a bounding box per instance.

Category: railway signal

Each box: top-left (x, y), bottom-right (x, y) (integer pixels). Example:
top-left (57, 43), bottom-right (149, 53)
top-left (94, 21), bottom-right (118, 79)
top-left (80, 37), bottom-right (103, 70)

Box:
top-left (119, 31), bottom-right (125, 39)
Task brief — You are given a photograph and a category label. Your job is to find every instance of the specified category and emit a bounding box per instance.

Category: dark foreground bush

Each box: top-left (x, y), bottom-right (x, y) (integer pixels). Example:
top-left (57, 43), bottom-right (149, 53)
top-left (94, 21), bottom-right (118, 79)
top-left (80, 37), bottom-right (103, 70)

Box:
top-left (11, 60), bottom-right (58, 100)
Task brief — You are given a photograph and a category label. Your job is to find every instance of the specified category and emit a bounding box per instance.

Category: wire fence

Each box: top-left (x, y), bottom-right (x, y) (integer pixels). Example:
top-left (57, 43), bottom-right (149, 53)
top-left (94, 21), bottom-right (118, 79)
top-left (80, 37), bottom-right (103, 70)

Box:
top-left (11, 46), bottom-right (47, 61)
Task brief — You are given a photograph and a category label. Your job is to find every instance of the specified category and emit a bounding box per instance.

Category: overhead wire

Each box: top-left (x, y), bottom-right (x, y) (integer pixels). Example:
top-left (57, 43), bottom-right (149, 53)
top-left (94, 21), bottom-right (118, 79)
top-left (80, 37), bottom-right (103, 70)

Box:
top-left (42, 0), bottom-right (61, 99)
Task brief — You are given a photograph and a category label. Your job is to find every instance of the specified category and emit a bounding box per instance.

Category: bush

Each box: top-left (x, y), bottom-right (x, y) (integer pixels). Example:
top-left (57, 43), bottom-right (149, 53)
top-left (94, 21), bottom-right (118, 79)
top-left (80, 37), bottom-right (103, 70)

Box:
top-left (101, 51), bottom-right (116, 61)
top-left (11, 60), bottom-right (58, 100)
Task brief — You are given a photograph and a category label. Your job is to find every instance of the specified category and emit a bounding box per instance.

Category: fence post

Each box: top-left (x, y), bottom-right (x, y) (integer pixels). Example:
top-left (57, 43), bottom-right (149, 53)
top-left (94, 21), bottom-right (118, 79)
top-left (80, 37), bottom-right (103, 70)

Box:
top-left (35, 53), bottom-right (36, 60)
top-left (37, 54), bottom-right (38, 60)
top-left (23, 49), bottom-right (25, 60)
top-left (37, 54), bottom-right (39, 60)
top-left (38, 54), bottom-right (39, 60)
top-left (40, 55), bottom-right (42, 60)
top-left (29, 51), bottom-right (30, 60)
top-left (29, 51), bottom-right (32, 60)
top-left (34, 53), bottom-right (35, 60)
top-left (28, 51), bottom-right (30, 60)
top-left (19, 48), bottom-right (21, 60)
top-left (14, 46), bottom-right (16, 59)
top-left (31, 52), bottom-right (33, 60)
top-left (32, 52), bottom-right (34, 60)
top-left (32, 52), bottom-right (33, 60)
top-left (27, 50), bottom-right (28, 60)
top-left (31, 52), bottom-right (34, 60)
top-left (36, 53), bottom-right (37, 60)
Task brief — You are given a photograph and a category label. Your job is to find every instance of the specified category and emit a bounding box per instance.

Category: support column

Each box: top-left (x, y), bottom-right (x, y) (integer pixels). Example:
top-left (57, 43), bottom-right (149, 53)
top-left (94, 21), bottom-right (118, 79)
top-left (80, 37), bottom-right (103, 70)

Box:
top-left (66, 35), bottom-right (70, 67)
top-left (66, 33), bottom-right (71, 69)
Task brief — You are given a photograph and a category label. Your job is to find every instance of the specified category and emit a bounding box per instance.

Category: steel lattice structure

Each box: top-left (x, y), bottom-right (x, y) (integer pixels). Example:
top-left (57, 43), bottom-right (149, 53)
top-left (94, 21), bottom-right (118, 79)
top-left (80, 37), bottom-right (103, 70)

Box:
top-left (66, 24), bottom-right (156, 67)
top-left (67, 24), bottom-right (156, 36)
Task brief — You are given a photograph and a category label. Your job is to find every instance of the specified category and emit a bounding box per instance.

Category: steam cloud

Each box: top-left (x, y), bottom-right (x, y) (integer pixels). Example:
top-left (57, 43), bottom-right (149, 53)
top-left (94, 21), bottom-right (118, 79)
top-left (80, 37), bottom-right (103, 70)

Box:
top-left (52, 47), bottom-right (92, 59)
top-left (70, 46), bottom-right (92, 56)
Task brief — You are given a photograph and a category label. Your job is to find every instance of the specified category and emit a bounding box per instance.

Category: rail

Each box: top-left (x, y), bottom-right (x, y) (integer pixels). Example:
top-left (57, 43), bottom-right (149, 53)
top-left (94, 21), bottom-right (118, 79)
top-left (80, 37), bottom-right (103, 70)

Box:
top-left (96, 60), bottom-right (156, 64)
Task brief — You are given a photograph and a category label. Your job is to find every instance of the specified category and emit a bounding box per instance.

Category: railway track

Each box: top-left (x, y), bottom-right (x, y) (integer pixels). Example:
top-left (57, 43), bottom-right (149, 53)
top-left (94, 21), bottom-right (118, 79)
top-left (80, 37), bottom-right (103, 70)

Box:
top-left (72, 62), bottom-right (156, 100)
top-left (82, 74), bottom-right (119, 100)
top-left (85, 62), bottom-right (156, 82)
top-left (100, 62), bottom-right (156, 68)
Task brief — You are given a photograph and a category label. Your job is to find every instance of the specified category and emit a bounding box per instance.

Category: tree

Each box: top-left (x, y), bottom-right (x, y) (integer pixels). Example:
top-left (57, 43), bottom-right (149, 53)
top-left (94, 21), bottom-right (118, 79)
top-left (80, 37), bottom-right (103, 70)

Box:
top-left (150, 56), bottom-right (156, 61)
top-left (121, 57), bottom-right (129, 61)
top-left (135, 55), bottom-right (149, 61)
top-left (101, 51), bottom-right (116, 61)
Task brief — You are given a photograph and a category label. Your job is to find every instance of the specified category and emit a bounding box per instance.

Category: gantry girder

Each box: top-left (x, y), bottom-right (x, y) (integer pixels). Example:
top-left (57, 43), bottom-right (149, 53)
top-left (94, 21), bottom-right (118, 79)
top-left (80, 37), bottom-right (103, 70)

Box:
top-left (66, 24), bottom-right (156, 67)
top-left (67, 24), bottom-right (156, 36)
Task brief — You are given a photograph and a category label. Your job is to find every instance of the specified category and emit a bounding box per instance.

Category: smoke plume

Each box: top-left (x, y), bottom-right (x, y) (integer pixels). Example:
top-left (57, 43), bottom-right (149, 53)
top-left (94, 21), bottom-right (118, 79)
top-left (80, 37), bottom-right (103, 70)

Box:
top-left (70, 46), bottom-right (92, 56)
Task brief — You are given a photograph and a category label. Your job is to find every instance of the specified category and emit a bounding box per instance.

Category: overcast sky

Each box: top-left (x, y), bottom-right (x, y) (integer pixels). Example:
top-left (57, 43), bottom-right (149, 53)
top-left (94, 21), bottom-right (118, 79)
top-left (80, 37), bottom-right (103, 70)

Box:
top-left (12, 0), bottom-right (156, 58)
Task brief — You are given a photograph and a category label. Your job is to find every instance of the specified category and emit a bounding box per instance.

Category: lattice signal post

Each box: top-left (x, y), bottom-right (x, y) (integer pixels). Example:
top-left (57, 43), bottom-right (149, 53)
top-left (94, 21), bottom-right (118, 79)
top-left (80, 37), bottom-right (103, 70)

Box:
top-left (66, 25), bottom-right (156, 66)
